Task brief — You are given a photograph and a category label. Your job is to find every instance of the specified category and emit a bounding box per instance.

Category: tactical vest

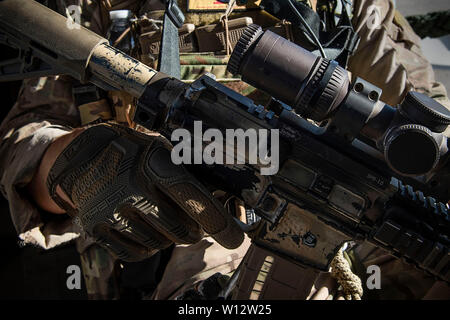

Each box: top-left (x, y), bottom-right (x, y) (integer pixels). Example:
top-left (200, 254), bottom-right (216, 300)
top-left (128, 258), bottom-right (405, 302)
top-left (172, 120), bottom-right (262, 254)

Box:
top-left (72, 0), bottom-right (357, 127)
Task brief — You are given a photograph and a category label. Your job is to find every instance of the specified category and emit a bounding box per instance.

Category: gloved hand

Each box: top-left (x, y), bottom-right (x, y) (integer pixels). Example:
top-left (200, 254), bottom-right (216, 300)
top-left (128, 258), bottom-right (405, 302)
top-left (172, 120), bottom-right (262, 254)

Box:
top-left (46, 123), bottom-right (244, 261)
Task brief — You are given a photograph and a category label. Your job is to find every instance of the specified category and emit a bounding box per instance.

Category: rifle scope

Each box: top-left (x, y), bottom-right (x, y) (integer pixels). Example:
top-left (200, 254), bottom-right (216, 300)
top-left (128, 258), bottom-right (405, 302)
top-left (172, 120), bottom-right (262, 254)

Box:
top-left (227, 25), bottom-right (450, 177)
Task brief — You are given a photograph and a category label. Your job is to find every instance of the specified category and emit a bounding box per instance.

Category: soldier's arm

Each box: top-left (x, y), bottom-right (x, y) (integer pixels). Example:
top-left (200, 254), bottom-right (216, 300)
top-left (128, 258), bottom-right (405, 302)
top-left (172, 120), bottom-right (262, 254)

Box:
top-left (349, 0), bottom-right (450, 112)
top-left (27, 127), bottom-right (85, 214)
top-left (0, 0), bottom-right (107, 249)
top-left (0, 75), bottom-right (81, 248)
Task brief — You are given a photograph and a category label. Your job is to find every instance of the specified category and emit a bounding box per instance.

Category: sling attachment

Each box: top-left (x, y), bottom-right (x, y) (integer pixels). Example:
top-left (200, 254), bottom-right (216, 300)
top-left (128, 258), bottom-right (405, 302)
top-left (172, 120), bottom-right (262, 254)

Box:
top-left (259, 0), bottom-right (360, 67)
top-left (220, 0), bottom-right (237, 55)
top-left (157, 0), bottom-right (185, 78)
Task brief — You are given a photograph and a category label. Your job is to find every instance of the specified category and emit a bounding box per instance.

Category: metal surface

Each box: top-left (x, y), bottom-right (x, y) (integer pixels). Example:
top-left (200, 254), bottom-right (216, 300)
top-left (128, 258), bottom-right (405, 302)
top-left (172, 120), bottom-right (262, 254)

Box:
top-left (0, 0), bottom-right (107, 81)
top-left (89, 43), bottom-right (158, 97)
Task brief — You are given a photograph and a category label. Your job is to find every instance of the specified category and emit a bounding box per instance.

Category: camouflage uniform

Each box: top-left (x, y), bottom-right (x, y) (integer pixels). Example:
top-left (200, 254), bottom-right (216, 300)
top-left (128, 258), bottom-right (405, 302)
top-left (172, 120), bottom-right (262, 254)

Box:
top-left (0, 0), bottom-right (449, 299)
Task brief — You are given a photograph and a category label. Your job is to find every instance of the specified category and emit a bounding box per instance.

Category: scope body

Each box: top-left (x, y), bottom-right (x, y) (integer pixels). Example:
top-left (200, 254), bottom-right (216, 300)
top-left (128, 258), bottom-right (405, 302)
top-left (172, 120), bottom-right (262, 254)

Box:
top-left (227, 25), bottom-right (450, 178)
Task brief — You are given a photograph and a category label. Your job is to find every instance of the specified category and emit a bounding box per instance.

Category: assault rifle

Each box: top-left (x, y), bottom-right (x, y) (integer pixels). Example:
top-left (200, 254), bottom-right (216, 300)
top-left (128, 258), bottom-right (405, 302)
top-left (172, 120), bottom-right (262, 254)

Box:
top-left (1, 0), bottom-right (449, 299)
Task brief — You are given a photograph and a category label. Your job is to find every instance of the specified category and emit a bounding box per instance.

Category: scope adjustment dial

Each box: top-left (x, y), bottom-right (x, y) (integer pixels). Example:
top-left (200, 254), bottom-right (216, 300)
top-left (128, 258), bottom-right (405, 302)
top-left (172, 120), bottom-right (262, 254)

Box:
top-left (399, 91), bottom-right (450, 133)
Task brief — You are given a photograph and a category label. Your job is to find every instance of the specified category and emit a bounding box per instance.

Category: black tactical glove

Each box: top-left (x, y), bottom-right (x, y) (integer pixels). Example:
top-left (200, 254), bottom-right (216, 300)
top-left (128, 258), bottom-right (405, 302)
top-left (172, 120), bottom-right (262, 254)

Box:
top-left (46, 123), bottom-right (244, 261)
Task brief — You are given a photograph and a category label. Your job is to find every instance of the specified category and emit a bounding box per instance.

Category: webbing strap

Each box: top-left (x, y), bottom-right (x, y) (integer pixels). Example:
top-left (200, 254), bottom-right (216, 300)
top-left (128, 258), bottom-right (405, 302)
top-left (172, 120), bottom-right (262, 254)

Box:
top-left (158, 0), bottom-right (185, 78)
top-left (220, 0), bottom-right (237, 55)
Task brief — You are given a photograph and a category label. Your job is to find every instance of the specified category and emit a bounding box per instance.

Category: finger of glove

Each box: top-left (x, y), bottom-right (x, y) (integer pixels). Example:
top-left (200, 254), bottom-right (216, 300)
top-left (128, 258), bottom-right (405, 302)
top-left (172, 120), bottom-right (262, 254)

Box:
top-left (93, 223), bottom-right (160, 262)
top-left (166, 181), bottom-right (244, 249)
top-left (134, 186), bottom-right (204, 244)
top-left (144, 147), bottom-right (244, 249)
top-left (113, 203), bottom-right (173, 250)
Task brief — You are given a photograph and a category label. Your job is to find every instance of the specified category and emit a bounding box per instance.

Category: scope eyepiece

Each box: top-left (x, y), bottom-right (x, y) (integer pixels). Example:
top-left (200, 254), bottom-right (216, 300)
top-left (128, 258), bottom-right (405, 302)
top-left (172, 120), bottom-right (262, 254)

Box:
top-left (399, 92), bottom-right (450, 134)
top-left (227, 24), bottom-right (264, 77)
top-left (227, 24), bottom-right (349, 122)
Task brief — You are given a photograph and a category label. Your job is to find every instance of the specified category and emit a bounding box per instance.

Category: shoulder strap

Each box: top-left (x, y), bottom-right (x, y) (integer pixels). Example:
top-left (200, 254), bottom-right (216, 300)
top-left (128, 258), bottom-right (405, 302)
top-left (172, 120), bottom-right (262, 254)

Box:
top-left (158, 0), bottom-right (185, 78)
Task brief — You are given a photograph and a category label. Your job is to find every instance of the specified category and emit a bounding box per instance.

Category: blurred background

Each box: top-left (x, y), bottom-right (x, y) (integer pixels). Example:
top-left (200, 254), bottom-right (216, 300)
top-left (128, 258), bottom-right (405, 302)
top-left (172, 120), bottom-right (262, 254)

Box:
top-left (0, 0), bottom-right (449, 299)
top-left (396, 0), bottom-right (450, 94)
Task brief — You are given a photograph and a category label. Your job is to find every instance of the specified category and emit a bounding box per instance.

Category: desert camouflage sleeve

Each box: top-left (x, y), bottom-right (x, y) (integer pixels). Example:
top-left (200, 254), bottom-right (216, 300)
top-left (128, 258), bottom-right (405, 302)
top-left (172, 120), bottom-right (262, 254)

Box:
top-left (0, 0), bottom-right (109, 250)
top-left (0, 75), bottom-right (82, 249)
top-left (348, 0), bottom-right (450, 111)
